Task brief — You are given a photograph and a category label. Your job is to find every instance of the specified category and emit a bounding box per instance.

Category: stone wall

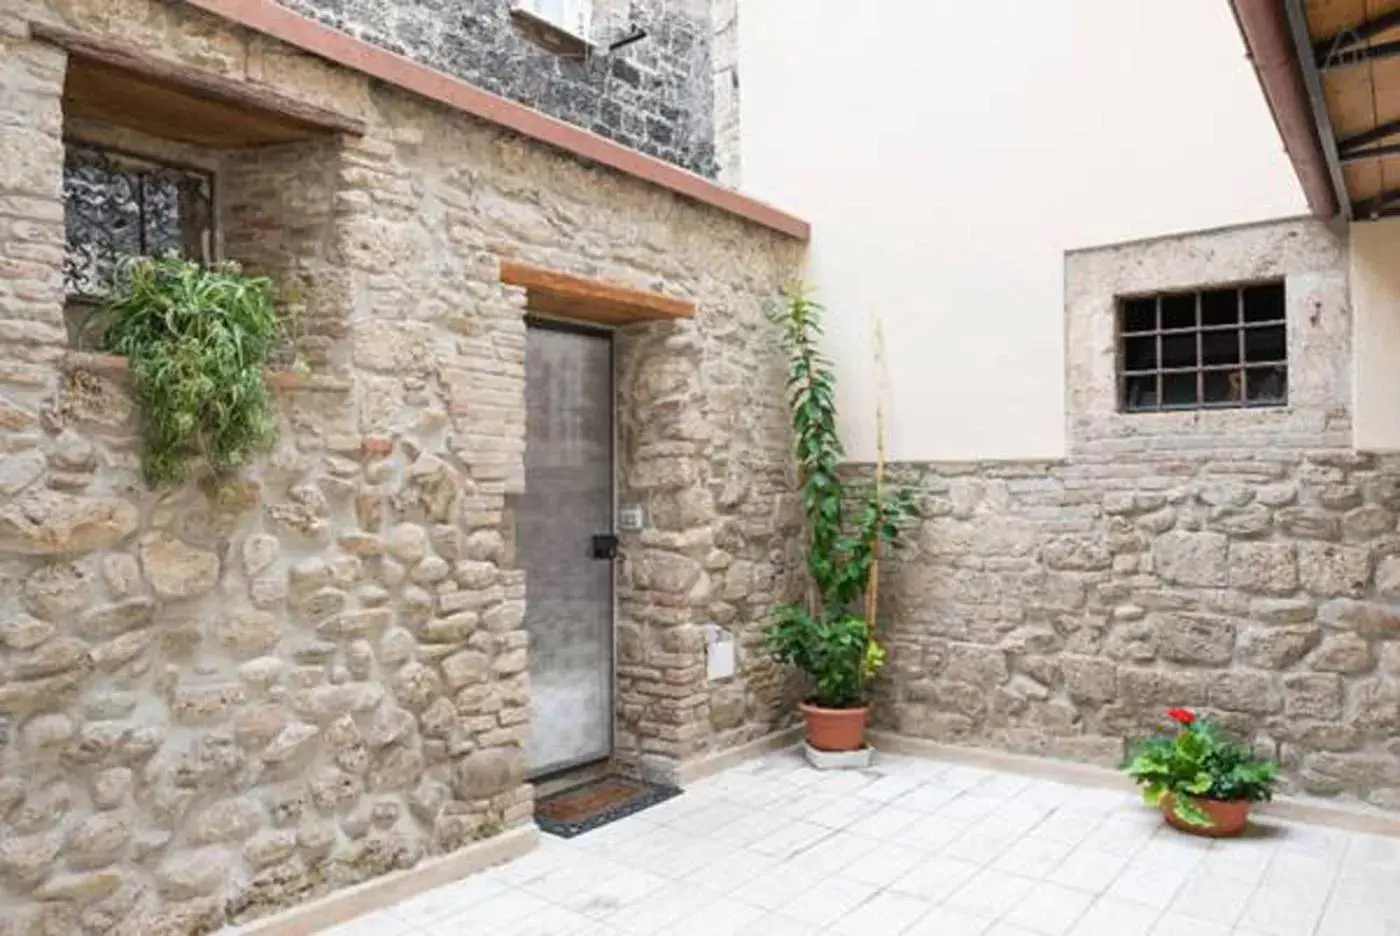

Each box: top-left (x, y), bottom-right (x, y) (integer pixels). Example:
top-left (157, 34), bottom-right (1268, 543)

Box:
top-left (275, 0), bottom-right (720, 176)
top-left (0, 0), bottom-right (802, 930)
top-left (873, 218), bottom-right (1400, 808)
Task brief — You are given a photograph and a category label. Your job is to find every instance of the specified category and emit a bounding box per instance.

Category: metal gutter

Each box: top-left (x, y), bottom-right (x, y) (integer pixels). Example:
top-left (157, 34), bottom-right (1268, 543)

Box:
top-left (1229, 0), bottom-right (1342, 219)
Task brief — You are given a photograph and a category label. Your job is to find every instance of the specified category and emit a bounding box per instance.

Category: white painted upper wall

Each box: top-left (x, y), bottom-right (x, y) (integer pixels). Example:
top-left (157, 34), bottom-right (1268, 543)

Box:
top-left (738, 0), bottom-right (1309, 462)
top-left (1353, 220), bottom-right (1400, 453)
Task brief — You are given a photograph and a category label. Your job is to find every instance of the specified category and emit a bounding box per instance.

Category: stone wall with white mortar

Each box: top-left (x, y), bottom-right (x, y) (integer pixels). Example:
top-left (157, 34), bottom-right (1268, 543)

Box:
top-left (874, 219), bottom-right (1400, 809)
top-left (0, 0), bottom-right (802, 930)
top-left (274, 0), bottom-right (720, 177)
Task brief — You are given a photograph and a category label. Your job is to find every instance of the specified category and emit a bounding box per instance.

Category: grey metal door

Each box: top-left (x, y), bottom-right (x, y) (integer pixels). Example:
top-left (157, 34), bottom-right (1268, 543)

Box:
top-left (521, 323), bottom-right (614, 776)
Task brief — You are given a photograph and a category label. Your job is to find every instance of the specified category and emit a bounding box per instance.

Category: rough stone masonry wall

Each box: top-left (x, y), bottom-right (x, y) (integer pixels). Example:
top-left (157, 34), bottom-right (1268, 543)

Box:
top-left (276, 0), bottom-right (720, 176)
top-left (874, 218), bottom-right (1400, 810)
top-left (0, 0), bottom-right (801, 931)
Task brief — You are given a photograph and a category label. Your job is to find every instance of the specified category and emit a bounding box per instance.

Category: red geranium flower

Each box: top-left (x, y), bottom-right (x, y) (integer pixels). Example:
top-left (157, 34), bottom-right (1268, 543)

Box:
top-left (1167, 708), bottom-right (1196, 726)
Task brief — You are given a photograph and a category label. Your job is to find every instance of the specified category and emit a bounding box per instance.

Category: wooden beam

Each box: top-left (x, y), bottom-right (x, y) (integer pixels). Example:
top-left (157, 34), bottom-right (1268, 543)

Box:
top-left (499, 261), bottom-right (696, 326)
top-left (30, 22), bottom-right (366, 138)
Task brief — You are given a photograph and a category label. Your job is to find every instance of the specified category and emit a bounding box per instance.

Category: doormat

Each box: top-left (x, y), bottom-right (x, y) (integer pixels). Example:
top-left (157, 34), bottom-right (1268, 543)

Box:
top-left (534, 776), bottom-right (681, 838)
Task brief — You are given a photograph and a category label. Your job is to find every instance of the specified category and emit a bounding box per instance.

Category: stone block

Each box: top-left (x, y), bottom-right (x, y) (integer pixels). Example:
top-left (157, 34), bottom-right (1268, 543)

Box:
top-left (1343, 504), bottom-right (1395, 541)
top-left (1309, 633), bottom-right (1376, 674)
top-left (1041, 535), bottom-right (1112, 571)
top-left (0, 491), bottom-right (138, 555)
top-left (1209, 670), bottom-right (1281, 714)
top-left (1282, 673), bottom-right (1344, 720)
top-left (1277, 507), bottom-right (1341, 541)
top-left (1297, 543), bottom-right (1371, 598)
top-left (1152, 531), bottom-right (1228, 586)
top-left (453, 748), bottom-right (523, 799)
top-left (1209, 504), bottom-right (1273, 538)
top-left (1155, 613), bottom-right (1235, 666)
top-left (1116, 667), bottom-right (1208, 707)
top-left (1380, 556), bottom-right (1400, 602)
top-left (1237, 626), bottom-right (1320, 670)
top-left (1319, 599), bottom-right (1400, 637)
top-left (1227, 542), bottom-right (1297, 595)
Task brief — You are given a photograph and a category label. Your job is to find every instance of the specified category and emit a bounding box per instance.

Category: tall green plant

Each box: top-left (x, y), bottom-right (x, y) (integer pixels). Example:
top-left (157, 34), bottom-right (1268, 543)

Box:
top-left (764, 288), bottom-right (918, 709)
top-left (98, 256), bottom-right (281, 485)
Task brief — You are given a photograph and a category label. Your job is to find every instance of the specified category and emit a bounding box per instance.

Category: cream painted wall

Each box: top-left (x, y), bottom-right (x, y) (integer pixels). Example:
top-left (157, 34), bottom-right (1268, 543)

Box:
top-left (1353, 220), bottom-right (1400, 452)
top-left (738, 0), bottom-right (1309, 462)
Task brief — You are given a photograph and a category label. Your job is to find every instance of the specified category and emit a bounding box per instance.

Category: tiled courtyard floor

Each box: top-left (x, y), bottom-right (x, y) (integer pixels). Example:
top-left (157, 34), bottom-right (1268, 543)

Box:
top-left (323, 748), bottom-right (1400, 936)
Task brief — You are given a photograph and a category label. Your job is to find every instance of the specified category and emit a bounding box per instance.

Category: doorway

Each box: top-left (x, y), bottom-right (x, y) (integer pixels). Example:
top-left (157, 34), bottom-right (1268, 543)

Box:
top-left (519, 322), bottom-right (615, 777)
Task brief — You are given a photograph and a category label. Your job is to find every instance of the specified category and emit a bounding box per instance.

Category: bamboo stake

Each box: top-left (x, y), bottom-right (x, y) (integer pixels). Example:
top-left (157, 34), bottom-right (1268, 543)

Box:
top-left (865, 313), bottom-right (888, 629)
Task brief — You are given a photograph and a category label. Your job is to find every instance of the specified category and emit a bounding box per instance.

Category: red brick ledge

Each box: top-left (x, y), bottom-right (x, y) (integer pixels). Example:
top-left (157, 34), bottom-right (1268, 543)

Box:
top-left (62, 351), bottom-right (352, 393)
top-left (175, 0), bottom-right (811, 241)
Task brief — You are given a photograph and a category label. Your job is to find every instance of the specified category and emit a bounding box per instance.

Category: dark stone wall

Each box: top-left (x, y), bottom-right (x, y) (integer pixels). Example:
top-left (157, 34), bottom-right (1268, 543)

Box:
top-left (275, 0), bottom-right (716, 177)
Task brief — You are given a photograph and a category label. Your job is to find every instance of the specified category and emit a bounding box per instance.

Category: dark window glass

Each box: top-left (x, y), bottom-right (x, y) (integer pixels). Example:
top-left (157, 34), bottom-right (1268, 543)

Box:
top-left (1123, 335), bottom-right (1157, 372)
top-left (1121, 298), bottom-right (1156, 333)
top-left (1244, 325), bottom-right (1286, 363)
top-left (1201, 289), bottom-right (1238, 326)
top-left (1161, 333), bottom-right (1197, 369)
top-left (1162, 373), bottom-right (1198, 408)
top-left (1161, 293), bottom-right (1197, 330)
top-left (1202, 329), bottom-right (1240, 367)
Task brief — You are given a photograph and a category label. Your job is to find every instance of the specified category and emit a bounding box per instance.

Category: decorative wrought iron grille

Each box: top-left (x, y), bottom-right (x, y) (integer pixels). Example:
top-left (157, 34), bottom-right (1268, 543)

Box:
top-left (1118, 281), bottom-right (1288, 413)
top-left (63, 143), bottom-right (214, 298)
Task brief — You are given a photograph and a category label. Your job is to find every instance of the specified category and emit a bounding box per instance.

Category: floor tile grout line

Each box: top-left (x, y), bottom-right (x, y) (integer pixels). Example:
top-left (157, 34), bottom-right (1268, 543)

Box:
top-left (1305, 831), bottom-right (1353, 936)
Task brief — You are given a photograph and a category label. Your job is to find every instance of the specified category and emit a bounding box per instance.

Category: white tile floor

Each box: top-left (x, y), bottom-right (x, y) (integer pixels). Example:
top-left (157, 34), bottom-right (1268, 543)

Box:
top-left (322, 749), bottom-right (1400, 936)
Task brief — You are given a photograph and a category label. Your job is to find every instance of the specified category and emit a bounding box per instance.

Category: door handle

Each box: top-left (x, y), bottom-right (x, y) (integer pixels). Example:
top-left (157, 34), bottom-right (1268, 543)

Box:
top-left (590, 533), bottom-right (619, 560)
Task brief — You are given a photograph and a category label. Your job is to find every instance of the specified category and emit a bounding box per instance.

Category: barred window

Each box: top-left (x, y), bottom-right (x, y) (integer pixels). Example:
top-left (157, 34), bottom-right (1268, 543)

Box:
top-left (1118, 282), bottom-right (1287, 413)
top-left (62, 143), bottom-right (214, 299)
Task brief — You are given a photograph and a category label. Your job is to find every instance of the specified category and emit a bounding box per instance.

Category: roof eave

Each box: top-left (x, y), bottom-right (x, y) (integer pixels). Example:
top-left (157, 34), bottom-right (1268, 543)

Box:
top-left (1230, 0), bottom-right (1343, 219)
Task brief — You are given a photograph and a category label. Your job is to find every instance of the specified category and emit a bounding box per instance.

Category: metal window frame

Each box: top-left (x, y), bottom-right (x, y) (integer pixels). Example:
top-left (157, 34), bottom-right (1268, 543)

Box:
top-left (61, 139), bottom-right (218, 301)
top-left (1116, 280), bottom-right (1289, 414)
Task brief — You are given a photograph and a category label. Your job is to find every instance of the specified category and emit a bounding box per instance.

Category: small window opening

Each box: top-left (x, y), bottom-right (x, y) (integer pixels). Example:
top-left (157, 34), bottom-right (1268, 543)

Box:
top-left (1118, 281), bottom-right (1287, 412)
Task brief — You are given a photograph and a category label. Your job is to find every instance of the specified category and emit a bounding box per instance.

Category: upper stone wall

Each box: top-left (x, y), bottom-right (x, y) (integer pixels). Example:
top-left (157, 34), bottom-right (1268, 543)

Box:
top-left (276, 0), bottom-right (719, 177)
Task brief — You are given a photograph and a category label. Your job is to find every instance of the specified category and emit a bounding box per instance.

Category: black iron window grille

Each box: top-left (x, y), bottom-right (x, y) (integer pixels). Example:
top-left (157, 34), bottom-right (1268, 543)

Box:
top-left (62, 142), bottom-right (215, 299)
top-left (1118, 281), bottom-right (1288, 413)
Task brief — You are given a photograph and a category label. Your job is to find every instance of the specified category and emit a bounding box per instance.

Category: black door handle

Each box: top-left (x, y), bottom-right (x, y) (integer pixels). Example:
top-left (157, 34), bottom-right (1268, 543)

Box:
top-left (591, 533), bottom-right (619, 560)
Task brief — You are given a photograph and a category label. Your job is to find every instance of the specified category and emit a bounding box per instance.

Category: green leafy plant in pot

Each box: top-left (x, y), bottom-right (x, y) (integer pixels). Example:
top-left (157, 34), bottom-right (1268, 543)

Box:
top-left (763, 288), bottom-right (917, 752)
top-left (89, 256), bottom-right (283, 487)
top-left (1124, 708), bottom-right (1278, 837)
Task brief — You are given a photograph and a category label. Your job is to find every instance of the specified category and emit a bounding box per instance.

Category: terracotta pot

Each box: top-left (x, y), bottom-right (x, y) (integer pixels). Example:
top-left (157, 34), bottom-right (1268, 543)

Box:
top-left (1160, 793), bottom-right (1251, 838)
top-left (799, 702), bottom-right (869, 752)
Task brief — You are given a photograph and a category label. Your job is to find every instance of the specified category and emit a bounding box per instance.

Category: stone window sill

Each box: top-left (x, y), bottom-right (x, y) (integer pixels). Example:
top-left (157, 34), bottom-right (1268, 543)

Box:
top-left (61, 352), bottom-right (352, 393)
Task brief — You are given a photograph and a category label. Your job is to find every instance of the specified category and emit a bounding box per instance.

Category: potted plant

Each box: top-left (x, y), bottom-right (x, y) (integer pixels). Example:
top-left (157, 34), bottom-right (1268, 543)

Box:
top-left (89, 256), bottom-right (283, 485)
top-left (764, 288), bottom-right (916, 752)
top-left (1124, 708), bottom-right (1279, 837)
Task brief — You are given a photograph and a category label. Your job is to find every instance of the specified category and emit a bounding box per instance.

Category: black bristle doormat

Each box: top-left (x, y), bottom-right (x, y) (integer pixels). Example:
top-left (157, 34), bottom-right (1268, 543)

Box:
top-left (534, 775), bottom-right (680, 838)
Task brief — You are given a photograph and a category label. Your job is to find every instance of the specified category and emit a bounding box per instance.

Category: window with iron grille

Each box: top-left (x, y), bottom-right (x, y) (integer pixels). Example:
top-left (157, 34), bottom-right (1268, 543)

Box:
top-left (1118, 282), bottom-right (1287, 413)
top-left (62, 142), bottom-right (215, 299)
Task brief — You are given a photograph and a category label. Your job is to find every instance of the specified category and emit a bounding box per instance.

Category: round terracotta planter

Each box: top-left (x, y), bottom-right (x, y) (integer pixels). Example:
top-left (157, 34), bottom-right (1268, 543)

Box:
top-left (799, 702), bottom-right (869, 752)
top-left (1160, 793), bottom-right (1251, 838)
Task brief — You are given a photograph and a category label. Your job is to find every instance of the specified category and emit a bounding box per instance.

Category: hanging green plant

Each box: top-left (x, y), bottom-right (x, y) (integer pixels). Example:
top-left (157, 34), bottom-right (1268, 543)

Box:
top-left (95, 256), bottom-right (281, 485)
